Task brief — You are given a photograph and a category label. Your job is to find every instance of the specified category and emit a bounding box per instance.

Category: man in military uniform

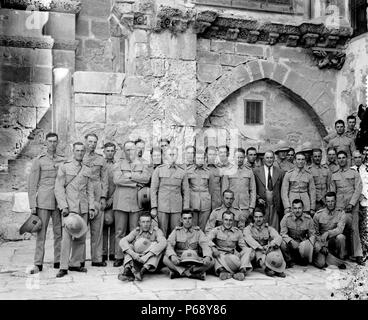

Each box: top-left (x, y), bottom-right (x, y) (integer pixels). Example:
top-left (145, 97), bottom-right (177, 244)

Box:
top-left (102, 142), bottom-right (116, 262)
top-left (287, 148), bottom-right (295, 165)
top-left (274, 140), bottom-right (294, 172)
top-left (243, 209), bottom-right (286, 277)
top-left (205, 146), bottom-right (222, 211)
top-left (313, 192), bottom-right (347, 269)
top-left (118, 212), bottom-right (166, 281)
top-left (187, 149), bottom-right (213, 230)
top-left (217, 145), bottom-right (231, 169)
top-left (184, 145), bottom-right (196, 170)
top-left (151, 146), bottom-right (190, 237)
top-left (330, 150), bottom-right (364, 265)
top-left (54, 142), bottom-right (95, 277)
top-left (351, 150), bottom-right (368, 258)
top-left (113, 140), bottom-right (151, 267)
top-left (82, 133), bottom-right (109, 267)
top-left (308, 148), bottom-right (332, 211)
top-left (135, 138), bottom-right (146, 160)
top-left (245, 147), bottom-right (259, 170)
top-left (281, 151), bottom-right (316, 216)
top-left (300, 142), bottom-right (313, 167)
top-left (327, 147), bottom-right (340, 174)
top-left (280, 199), bottom-right (315, 267)
top-left (27, 132), bottom-right (64, 274)
top-left (327, 120), bottom-right (356, 166)
top-left (222, 148), bottom-right (256, 225)
top-left (205, 189), bottom-right (245, 233)
top-left (324, 115), bottom-right (359, 143)
top-left (208, 211), bottom-right (253, 281)
top-left (164, 211), bottom-right (214, 280)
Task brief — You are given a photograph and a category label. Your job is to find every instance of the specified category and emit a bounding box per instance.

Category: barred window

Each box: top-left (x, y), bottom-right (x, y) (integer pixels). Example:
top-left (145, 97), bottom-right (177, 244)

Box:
top-left (244, 100), bottom-right (263, 125)
top-left (351, 0), bottom-right (368, 37)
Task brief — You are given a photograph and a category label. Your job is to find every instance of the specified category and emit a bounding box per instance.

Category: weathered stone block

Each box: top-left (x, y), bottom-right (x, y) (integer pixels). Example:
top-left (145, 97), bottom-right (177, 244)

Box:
top-left (0, 65), bottom-right (32, 82)
top-left (75, 106), bottom-right (106, 123)
top-left (235, 43), bottom-right (264, 57)
top-left (134, 29), bottom-right (148, 43)
top-left (76, 18), bottom-right (90, 37)
top-left (178, 78), bottom-right (197, 100)
top-left (75, 93), bottom-right (106, 106)
top-left (232, 64), bottom-right (252, 86)
top-left (53, 50), bottom-right (76, 70)
top-left (122, 76), bottom-right (153, 96)
top-left (91, 20), bottom-right (110, 40)
top-left (135, 43), bottom-right (149, 57)
top-left (197, 63), bottom-right (223, 83)
top-left (220, 54), bottom-right (251, 66)
top-left (106, 95), bottom-right (128, 105)
top-left (260, 60), bottom-right (275, 79)
top-left (247, 60), bottom-right (263, 81)
top-left (75, 122), bottom-right (105, 142)
top-left (31, 66), bottom-right (53, 84)
top-left (272, 63), bottom-right (289, 84)
top-left (44, 12), bottom-right (76, 40)
top-left (73, 72), bottom-right (125, 93)
top-left (162, 97), bottom-right (196, 126)
top-left (0, 106), bottom-right (37, 128)
top-left (0, 82), bottom-right (51, 107)
top-left (211, 40), bottom-right (235, 54)
top-left (150, 31), bottom-right (196, 60)
top-left (198, 38), bottom-right (210, 52)
top-left (283, 70), bottom-right (314, 99)
top-left (0, 47), bottom-right (52, 67)
top-left (197, 50), bottom-right (220, 64)
top-left (80, 0), bottom-right (112, 18)
top-left (106, 105), bottom-right (131, 123)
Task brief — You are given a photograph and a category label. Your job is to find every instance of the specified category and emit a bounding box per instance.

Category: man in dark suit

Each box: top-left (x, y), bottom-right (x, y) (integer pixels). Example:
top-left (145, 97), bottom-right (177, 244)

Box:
top-left (253, 150), bottom-right (285, 232)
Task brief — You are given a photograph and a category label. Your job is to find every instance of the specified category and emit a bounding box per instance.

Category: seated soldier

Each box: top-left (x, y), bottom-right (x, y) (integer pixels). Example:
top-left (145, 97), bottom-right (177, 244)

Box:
top-left (163, 211), bottom-right (214, 280)
top-left (243, 209), bottom-right (286, 277)
top-left (280, 199), bottom-right (316, 267)
top-left (313, 192), bottom-right (347, 269)
top-left (118, 212), bottom-right (167, 281)
top-left (205, 189), bottom-right (245, 234)
top-left (207, 211), bottom-right (253, 281)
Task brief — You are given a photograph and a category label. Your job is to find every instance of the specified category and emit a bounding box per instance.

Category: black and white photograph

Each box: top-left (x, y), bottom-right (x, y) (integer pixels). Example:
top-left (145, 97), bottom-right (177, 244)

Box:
top-left (0, 0), bottom-right (368, 306)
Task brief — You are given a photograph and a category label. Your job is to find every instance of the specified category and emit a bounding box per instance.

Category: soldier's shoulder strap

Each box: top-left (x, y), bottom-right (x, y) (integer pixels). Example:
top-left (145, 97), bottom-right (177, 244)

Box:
top-left (175, 226), bottom-right (183, 230)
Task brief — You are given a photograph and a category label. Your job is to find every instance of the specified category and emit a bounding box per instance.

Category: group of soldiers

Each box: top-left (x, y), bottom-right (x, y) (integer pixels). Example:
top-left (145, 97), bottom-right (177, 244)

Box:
top-left (26, 115), bottom-right (368, 281)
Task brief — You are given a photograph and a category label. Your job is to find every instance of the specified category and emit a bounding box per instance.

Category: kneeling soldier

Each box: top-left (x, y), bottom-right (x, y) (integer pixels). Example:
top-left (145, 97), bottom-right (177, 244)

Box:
top-left (208, 211), bottom-right (253, 281)
top-left (280, 199), bottom-right (316, 267)
top-left (313, 192), bottom-right (347, 269)
top-left (163, 211), bottom-right (214, 280)
top-left (118, 212), bottom-right (166, 281)
top-left (244, 209), bottom-right (286, 277)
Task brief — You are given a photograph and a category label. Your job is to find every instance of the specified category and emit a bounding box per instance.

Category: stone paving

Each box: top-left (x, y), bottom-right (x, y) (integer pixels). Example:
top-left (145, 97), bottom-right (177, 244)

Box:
top-left (0, 238), bottom-right (362, 300)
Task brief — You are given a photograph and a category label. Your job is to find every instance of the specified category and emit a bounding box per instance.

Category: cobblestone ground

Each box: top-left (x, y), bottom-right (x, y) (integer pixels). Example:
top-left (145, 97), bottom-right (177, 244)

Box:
top-left (0, 239), bottom-right (364, 300)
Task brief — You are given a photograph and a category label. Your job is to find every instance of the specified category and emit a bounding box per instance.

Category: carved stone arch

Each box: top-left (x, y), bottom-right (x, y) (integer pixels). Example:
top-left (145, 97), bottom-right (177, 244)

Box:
top-left (197, 59), bottom-right (329, 137)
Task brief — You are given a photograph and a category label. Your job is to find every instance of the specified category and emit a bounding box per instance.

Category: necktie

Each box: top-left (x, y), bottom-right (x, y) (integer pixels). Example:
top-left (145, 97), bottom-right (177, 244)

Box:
top-left (267, 167), bottom-right (273, 191)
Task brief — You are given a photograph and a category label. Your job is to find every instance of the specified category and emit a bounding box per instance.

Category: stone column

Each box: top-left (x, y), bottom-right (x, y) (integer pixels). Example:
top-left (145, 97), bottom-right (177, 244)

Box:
top-left (53, 68), bottom-right (72, 153)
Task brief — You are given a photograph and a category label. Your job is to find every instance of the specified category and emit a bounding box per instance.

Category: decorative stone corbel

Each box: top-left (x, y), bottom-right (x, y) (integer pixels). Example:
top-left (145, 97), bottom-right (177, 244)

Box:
top-left (247, 30), bottom-right (259, 43)
top-left (286, 35), bottom-right (299, 47)
top-left (312, 48), bottom-right (346, 70)
top-left (268, 32), bottom-right (280, 45)
top-left (226, 28), bottom-right (239, 41)
top-left (302, 33), bottom-right (319, 47)
top-left (193, 10), bottom-right (218, 34)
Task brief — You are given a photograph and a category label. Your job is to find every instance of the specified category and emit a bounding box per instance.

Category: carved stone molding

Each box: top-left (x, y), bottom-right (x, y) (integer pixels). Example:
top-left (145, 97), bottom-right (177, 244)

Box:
top-left (0, 35), bottom-right (79, 50)
top-left (311, 48), bottom-right (346, 70)
top-left (0, 0), bottom-right (81, 14)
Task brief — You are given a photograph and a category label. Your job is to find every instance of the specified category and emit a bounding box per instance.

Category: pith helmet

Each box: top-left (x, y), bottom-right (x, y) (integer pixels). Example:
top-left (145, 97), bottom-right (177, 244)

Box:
top-left (265, 251), bottom-right (286, 273)
top-left (180, 249), bottom-right (203, 265)
top-left (19, 215), bottom-right (42, 235)
top-left (221, 254), bottom-right (241, 273)
top-left (275, 140), bottom-right (290, 153)
top-left (134, 237), bottom-right (152, 254)
top-left (300, 142), bottom-right (313, 153)
top-left (64, 212), bottom-right (88, 239)
top-left (299, 240), bottom-right (313, 263)
top-left (104, 209), bottom-right (114, 226)
top-left (138, 187), bottom-right (150, 209)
